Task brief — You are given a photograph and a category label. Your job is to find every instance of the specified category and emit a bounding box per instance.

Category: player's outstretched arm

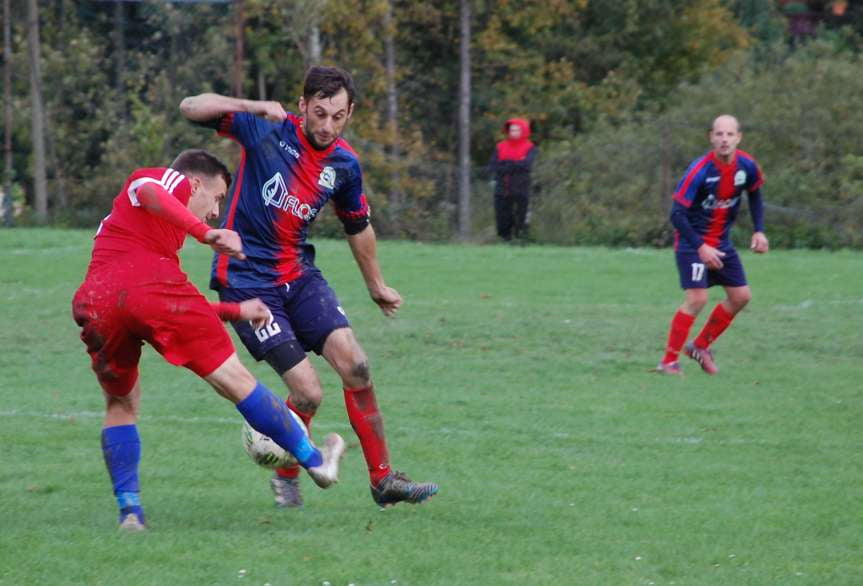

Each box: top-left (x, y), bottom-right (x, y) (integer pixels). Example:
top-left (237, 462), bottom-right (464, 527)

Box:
top-left (136, 185), bottom-right (247, 258)
top-left (346, 224), bottom-right (402, 317)
top-left (137, 182), bottom-right (212, 243)
top-left (179, 93), bottom-right (287, 123)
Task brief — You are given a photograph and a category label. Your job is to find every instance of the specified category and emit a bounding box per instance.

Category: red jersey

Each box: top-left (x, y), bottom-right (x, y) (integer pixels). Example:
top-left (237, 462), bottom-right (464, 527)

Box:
top-left (74, 166), bottom-right (236, 393)
top-left (88, 167), bottom-right (193, 273)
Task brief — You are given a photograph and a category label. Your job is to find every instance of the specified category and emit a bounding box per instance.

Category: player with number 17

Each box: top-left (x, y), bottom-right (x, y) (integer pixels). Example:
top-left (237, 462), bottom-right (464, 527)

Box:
top-left (657, 115), bottom-right (769, 375)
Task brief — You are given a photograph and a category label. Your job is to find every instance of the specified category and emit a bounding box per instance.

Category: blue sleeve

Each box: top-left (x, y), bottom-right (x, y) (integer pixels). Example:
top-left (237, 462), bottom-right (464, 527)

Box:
top-left (223, 112), bottom-right (283, 149)
top-left (672, 158), bottom-right (706, 208)
top-left (670, 200), bottom-right (705, 249)
top-left (748, 188), bottom-right (765, 232)
top-left (332, 160), bottom-right (370, 235)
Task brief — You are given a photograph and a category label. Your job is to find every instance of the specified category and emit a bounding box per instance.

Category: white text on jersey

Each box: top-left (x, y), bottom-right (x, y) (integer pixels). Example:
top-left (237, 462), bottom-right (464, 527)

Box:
top-left (262, 172), bottom-right (318, 221)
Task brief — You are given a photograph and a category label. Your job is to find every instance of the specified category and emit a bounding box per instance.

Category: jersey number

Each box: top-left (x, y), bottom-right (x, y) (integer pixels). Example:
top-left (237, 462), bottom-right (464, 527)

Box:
top-left (691, 263), bottom-right (706, 282)
top-left (254, 320), bottom-right (282, 343)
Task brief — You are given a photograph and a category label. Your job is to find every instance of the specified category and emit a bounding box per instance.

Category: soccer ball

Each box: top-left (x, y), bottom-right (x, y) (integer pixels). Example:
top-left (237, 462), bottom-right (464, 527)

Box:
top-left (241, 410), bottom-right (308, 469)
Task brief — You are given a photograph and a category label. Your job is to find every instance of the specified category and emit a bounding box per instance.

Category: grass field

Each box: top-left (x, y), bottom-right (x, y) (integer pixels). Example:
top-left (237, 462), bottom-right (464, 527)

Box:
top-left (1, 229), bottom-right (861, 585)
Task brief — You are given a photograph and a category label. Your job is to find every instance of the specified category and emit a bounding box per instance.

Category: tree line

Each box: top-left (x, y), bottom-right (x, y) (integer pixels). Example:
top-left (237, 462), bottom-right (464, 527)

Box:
top-left (5, 0), bottom-right (862, 247)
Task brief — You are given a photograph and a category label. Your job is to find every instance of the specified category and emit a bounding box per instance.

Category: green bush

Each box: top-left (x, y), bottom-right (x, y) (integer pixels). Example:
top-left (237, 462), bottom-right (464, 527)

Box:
top-left (532, 43), bottom-right (863, 249)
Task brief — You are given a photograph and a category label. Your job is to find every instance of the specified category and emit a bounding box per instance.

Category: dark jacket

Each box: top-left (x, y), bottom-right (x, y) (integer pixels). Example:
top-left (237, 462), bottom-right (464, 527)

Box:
top-left (489, 118), bottom-right (538, 198)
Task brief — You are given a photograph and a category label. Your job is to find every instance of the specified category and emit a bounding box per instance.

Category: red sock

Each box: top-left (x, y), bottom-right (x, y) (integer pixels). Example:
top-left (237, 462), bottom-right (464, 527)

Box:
top-left (275, 397), bottom-right (315, 479)
top-left (343, 385), bottom-right (391, 486)
top-left (662, 310), bottom-right (696, 364)
top-left (694, 303), bottom-right (734, 349)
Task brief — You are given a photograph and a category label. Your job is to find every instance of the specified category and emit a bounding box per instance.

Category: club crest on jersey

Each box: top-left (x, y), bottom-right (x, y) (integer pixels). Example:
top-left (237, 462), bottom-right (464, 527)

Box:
top-left (262, 172), bottom-right (318, 221)
top-left (318, 166), bottom-right (336, 190)
top-left (734, 170), bottom-right (747, 186)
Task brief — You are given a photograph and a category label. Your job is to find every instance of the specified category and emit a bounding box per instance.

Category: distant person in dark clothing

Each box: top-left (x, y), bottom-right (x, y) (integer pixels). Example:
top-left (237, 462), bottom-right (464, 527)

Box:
top-left (489, 118), bottom-right (538, 241)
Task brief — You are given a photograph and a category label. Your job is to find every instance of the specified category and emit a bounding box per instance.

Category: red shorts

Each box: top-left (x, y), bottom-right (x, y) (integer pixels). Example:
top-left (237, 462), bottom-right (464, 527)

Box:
top-left (72, 255), bottom-right (234, 396)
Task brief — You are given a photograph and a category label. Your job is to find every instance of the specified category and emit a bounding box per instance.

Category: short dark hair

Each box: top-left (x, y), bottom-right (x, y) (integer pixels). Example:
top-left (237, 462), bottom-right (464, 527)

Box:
top-left (171, 149), bottom-right (232, 187)
top-left (303, 65), bottom-right (356, 107)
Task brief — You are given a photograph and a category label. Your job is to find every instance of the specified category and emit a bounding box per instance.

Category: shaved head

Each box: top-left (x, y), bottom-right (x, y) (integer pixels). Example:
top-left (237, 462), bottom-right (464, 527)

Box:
top-left (709, 114), bottom-right (742, 163)
top-left (711, 115), bottom-right (740, 133)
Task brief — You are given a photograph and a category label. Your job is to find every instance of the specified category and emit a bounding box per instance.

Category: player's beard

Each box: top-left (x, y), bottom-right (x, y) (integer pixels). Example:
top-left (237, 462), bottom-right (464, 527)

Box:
top-left (303, 123), bottom-right (337, 151)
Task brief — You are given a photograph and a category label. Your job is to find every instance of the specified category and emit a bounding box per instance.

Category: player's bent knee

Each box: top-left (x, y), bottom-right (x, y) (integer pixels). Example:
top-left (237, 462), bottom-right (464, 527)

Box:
top-left (203, 353), bottom-right (258, 404)
top-left (683, 291), bottom-right (708, 314)
top-left (351, 359), bottom-right (371, 383)
top-left (732, 294), bottom-right (751, 312)
top-left (727, 287), bottom-right (752, 312)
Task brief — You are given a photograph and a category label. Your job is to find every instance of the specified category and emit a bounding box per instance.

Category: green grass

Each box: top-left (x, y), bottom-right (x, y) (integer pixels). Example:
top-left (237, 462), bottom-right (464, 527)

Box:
top-left (1, 228), bottom-right (861, 585)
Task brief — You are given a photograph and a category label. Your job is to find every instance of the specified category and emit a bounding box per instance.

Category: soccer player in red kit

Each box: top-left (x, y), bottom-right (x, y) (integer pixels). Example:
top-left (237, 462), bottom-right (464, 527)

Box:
top-left (657, 115), bottom-right (769, 375)
top-left (180, 67), bottom-right (438, 508)
top-left (72, 149), bottom-right (345, 531)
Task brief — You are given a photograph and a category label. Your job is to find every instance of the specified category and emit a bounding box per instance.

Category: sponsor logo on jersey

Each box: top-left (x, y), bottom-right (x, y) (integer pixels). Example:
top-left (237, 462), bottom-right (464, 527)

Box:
top-left (262, 172), bottom-right (318, 221)
top-left (318, 166), bottom-right (336, 190)
top-left (278, 140), bottom-right (300, 160)
top-left (734, 170), bottom-right (747, 186)
top-left (701, 194), bottom-right (740, 210)
top-left (705, 176), bottom-right (720, 183)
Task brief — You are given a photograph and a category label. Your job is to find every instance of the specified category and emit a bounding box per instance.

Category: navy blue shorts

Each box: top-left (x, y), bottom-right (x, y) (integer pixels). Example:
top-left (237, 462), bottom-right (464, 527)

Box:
top-left (218, 270), bottom-right (351, 362)
top-left (675, 248), bottom-right (748, 289)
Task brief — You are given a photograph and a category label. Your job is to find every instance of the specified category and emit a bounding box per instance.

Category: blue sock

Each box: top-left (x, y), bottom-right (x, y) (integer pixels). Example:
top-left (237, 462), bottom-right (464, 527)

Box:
top-left (101, 424), bottom-right (146, 524)
top-left (236, 382), bottom-right (323, 468)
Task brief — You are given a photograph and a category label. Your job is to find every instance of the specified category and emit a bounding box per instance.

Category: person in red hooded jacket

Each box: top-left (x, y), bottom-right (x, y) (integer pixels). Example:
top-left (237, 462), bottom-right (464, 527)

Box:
top-left (489, 118), bottom-right (538, 241)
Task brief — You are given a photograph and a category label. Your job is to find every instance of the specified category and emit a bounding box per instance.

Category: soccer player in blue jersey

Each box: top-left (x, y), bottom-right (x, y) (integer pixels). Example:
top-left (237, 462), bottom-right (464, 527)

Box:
top-left (180, 66), bottom-right (438, 508)
top-left (657, 115), bottom-right (769, 375)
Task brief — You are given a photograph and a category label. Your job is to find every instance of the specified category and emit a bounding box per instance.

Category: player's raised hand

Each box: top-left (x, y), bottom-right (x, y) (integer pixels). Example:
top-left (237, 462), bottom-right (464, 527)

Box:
top-left (238, 298), bottom-right (272, 329)
top-left (370, 286), bottom-right (402, 317)
top-left (252, 100), bottom-right (288, 122)
top-left (697, 243), bottom-right (726, 270)
top-left (204, 228), bottom-right (246, 260)
top-left (750, 231), bottom-right (769, 254)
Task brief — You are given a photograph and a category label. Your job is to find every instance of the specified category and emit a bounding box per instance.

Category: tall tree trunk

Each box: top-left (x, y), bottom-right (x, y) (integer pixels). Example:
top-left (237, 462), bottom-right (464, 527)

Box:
top-left (308, 23), bottom-right (320, 65)
top-left (233, 0), bottom-right (244, 97)
top-left (457, 0), bottom-right (471, 240)
top-left (383, 0), bottom-right (401, 228)
top-left (3, 0), bottom-right (13, 225)
top-left (284, 1), bottom-right (324, 68)
top-left (27, 0), bottom-right (47, 223)
top-left (257, 67), bottom-right (266, 100)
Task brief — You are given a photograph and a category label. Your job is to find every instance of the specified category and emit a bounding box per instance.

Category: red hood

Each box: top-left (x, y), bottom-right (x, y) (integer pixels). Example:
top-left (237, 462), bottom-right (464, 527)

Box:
top-left (497, 118), bottom-right (534, 161)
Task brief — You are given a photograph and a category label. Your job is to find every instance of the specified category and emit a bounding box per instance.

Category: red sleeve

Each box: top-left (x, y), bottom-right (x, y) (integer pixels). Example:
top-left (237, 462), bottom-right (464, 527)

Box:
top-left (136, 181), bottom-right (211, 242)
top-left (211, 301), bottom-right (242, 322)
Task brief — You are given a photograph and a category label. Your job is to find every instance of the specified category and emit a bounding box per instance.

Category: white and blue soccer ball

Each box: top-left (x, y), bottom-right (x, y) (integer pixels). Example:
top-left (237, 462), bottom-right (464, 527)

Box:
top-left (241, 410), bottom-right (308, 469)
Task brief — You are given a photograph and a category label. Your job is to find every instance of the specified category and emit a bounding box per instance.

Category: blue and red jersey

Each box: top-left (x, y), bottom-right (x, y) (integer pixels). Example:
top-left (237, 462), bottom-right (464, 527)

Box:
top-left (671, 150), bottom-right (764, 252)
top-left (211, 112), bottom-right (369, 289)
